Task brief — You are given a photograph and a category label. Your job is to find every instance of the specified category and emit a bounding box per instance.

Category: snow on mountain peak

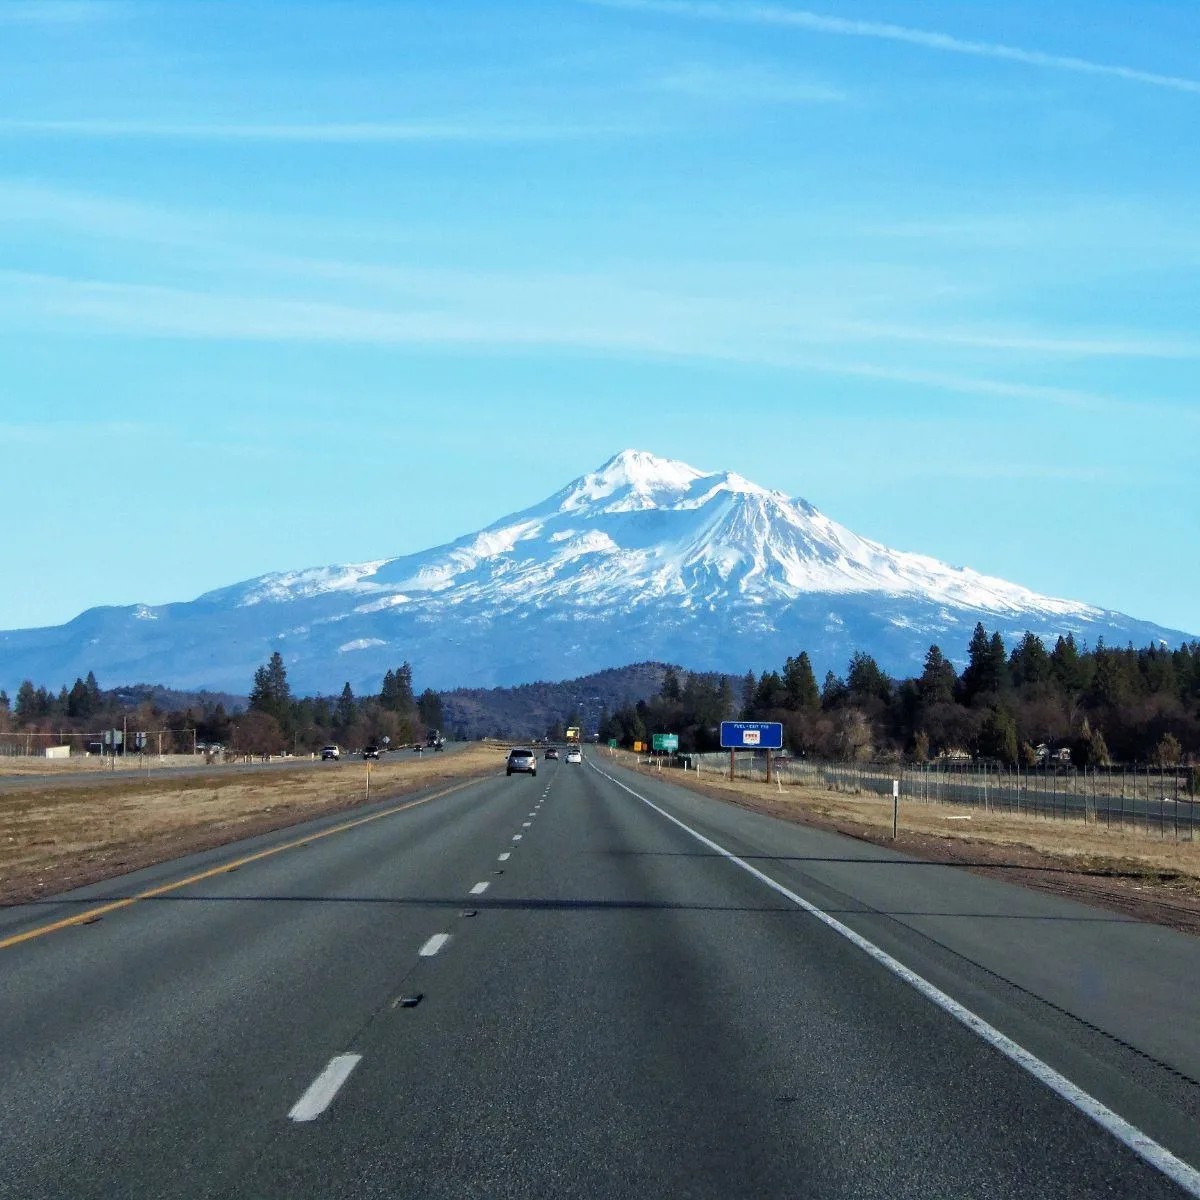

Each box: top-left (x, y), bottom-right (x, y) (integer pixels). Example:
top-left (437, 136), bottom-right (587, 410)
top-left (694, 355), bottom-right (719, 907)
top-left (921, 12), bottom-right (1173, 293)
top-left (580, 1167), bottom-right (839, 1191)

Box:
top-left (3, 445), bottom-right (1187, 697)
top-left (559, 449), bottom-right (704, 512)
top-left (225, 450), bottom-right (1101, 623)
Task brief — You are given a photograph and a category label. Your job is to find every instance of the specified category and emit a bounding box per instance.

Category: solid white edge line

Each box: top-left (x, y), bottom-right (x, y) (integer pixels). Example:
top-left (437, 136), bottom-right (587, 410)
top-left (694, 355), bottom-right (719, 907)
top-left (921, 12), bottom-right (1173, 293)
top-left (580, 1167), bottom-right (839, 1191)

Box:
top-left (287, 1053), bottom-right (362, 1122)
top-left (588, 761), bottom-right (1200, 1198)
top-left (419, 932), bottom-right (451, 957)
top-left (469, 881), bottom-right (490, 895)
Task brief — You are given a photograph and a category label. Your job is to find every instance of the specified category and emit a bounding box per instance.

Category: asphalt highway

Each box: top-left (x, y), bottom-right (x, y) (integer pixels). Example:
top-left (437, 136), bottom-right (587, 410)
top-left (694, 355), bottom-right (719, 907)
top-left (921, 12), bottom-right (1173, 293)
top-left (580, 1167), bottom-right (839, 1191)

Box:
top-left (2, 753), bottom-right (1199, 1198)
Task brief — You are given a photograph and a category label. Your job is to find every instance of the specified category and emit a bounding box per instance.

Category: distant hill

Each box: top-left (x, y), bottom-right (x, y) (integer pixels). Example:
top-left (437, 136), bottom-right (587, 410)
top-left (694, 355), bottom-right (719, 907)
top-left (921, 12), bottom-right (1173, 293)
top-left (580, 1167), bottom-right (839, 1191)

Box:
top-left (440, 662), bottom-right (683, 740)
top-left (106, 684), bottom-right (246, 713)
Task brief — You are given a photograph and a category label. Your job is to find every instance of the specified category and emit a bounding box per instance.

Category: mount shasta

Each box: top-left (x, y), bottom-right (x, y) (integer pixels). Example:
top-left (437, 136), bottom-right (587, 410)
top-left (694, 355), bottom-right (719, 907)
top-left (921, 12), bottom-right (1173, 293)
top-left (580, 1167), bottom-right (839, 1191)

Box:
top-left (2, 450), bottom-right (1191, 695)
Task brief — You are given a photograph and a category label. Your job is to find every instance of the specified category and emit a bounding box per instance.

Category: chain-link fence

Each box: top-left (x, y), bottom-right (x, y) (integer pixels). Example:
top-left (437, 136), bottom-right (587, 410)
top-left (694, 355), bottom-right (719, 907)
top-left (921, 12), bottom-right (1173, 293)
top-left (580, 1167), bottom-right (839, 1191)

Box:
top-left (680, 751), bottom-right (1198, 840)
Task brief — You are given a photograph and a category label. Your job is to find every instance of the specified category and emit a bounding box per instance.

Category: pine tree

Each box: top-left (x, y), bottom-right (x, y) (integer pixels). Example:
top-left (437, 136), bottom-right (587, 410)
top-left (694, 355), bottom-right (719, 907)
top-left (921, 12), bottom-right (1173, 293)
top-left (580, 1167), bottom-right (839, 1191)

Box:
top-left (660, 667), bottom-right (682, 702)
top-left (416, 689), bottom-right (444, 730)
top-left (1009, 631), bottom-right (1051, 689)
top-left (741, 671), bottom-right (757, 713)
top-left (1051, 633), bottom-right (1083, 695)
top-left (335, 682), bottom-right (356, 729)
top-left (978, 708), bottom-right (1018, 765)
top-left (782, 652), bottom-right (820, 711)
top-left (250, 652), bottom-right (291, 717)
top-left (753, 671), bottom-right (786, 712)
top-left (395, 663), bottom-right (415, 709)
top-left (821, 671), bottom-right (846, 709)
top-left (918, 645), bottom-right (957, 704)
top-left (15, 680), bottom-right (37, 722)
top-left (961, 624), bottom-right (1005, 702)
top-left (68, 677), bottom-right (92, 719)
top-left (717, 676), bottom-right (735, 719)
top-left (846, 651), bottom-right (891, 704)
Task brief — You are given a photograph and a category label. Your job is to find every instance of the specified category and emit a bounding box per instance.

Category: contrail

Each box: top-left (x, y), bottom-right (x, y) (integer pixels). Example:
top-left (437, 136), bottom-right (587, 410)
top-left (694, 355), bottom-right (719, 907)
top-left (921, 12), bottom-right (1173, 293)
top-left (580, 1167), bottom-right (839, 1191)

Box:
top-left (589, 0), bottom-right (1200, 96)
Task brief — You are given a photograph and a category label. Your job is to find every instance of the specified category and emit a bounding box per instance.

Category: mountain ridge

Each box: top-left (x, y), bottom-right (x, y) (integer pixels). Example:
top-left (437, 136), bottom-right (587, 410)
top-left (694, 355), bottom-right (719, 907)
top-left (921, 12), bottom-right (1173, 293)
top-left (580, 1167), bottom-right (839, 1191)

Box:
top-left (1, 449), bottom-right (1191, 694)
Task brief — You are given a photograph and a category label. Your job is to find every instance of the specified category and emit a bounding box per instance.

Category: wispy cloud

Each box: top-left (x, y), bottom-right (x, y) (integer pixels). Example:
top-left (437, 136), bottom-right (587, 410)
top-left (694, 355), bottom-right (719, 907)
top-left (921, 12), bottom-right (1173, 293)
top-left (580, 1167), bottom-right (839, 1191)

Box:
top-left (655, 63), bottom-right (846, 104)
top-left (2, 268), bottom-right (1179, 419)
top-left (822, 322), bottom-right (1200, 361)
top-left (0, 117), bottom-right (625, 143)
top-left (590, 0), bottom-right (1200, 96)
top-left (5, 179), bottom-right (1198, 370)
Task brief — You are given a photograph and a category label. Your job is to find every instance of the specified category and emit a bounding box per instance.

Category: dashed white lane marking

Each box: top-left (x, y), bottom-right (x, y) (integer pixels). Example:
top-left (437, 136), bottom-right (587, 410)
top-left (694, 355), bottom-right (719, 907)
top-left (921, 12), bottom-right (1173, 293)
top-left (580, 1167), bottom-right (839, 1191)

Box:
top-left (469, 881), bottom-right (490, 895)
top-left (522, 821), bottom-right (532, 827)
top-left (419, 933), bottom-right (451, 957)
top-left (512, 834), bottom-right (522, 841)
top-left (498, 852), bottom-right (511, 861)
top-left (288, 1054), bottom-right (362, 1122)
top-left (588, 761), bottom-right (1200, 1200)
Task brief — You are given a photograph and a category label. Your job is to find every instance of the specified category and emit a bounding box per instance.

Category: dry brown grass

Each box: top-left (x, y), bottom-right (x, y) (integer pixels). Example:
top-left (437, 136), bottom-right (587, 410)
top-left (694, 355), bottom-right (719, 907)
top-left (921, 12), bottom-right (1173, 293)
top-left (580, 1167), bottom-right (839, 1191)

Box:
top-left (621, 754), bottom-right (1200, 884)
top-left (0, 753), bottom-right (205, 776)
top-left (0, 745), bottom-right (505, 902)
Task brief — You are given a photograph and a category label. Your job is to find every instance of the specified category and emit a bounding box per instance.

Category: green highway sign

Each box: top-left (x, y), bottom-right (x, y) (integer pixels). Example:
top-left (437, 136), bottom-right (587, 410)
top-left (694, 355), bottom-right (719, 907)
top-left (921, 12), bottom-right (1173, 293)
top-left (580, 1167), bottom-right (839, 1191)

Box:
top-left (608, 739), bottom-right (619, 749)
top-left (652, 733), bottom-right (680, 752)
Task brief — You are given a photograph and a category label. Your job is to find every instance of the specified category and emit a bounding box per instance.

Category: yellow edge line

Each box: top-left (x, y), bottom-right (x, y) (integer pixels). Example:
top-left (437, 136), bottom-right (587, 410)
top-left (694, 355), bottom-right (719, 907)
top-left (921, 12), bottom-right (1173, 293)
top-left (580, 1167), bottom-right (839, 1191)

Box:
top-left (0, 776), bottom-right (482, 951)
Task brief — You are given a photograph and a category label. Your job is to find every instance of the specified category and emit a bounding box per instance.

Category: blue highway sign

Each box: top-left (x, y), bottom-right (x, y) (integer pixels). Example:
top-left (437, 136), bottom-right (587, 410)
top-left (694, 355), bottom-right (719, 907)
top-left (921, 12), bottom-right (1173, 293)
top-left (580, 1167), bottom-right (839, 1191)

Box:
top-left (720, 721), bottom-right (783, 750)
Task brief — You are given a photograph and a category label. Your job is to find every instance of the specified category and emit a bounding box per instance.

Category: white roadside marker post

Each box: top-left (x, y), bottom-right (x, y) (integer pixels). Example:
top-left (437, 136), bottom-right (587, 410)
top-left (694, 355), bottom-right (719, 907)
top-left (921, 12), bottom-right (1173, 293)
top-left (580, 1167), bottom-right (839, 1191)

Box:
top-left (892, 778), bottom-right (900, 839)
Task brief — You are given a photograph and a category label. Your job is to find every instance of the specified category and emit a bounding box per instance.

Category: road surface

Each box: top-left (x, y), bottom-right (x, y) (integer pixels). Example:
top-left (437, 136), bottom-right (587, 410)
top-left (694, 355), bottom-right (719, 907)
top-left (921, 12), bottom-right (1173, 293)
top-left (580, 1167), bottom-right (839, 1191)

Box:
top-left (2, 754), bottom-right (1198, 1198)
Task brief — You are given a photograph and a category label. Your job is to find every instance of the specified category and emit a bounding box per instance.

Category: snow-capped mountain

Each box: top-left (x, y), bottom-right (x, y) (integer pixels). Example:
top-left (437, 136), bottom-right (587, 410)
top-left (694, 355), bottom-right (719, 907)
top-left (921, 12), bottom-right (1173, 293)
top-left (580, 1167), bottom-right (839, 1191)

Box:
top-left (1, 450), bottom-right (1191, 694)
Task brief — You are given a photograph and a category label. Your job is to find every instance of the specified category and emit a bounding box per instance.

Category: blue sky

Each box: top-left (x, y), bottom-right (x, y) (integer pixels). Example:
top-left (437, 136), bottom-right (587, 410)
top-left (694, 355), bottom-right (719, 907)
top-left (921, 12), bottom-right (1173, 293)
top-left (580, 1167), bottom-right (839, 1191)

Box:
top-left (1, 0), bottom-right (1197, 638)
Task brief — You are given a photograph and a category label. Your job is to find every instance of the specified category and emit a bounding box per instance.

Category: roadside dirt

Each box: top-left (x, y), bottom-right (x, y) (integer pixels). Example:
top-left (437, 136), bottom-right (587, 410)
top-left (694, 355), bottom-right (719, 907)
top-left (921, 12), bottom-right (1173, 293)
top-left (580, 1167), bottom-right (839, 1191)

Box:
top-left (0, 747), bottom-right (504, 906)
top-left (624, 759), bottom-right (1200, 938)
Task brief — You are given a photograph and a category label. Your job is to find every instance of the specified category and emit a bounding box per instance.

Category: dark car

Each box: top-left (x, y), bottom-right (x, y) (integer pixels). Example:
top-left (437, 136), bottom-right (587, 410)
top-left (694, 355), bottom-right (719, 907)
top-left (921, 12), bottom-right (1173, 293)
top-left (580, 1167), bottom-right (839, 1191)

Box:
top-left (506, 748), bottom-right (537, 777)
top-left (362, 745), bottom-right (381, 760)
top-left (545, 747), bottom-right (559, 760)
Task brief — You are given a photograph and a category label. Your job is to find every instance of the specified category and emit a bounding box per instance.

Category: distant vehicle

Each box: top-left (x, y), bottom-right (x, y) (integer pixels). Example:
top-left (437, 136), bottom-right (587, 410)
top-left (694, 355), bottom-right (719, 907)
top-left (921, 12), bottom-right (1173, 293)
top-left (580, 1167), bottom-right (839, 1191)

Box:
top-left (545, 747), bottom-right (559, 760)
top-left (427, 730), bottom-right (445, 751)
top-left (566, 748), bottom-right (582, 764)
top-left (506, 748), bottom-right (537, 777)
top-left (412, 743), bottom-right (424, 752)
top-left (362, 745), bottom-right (381, 760)
top-left (320, 745), bottom-right (340, 761)
top-left (565, 726), bottom-right (581, 743)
